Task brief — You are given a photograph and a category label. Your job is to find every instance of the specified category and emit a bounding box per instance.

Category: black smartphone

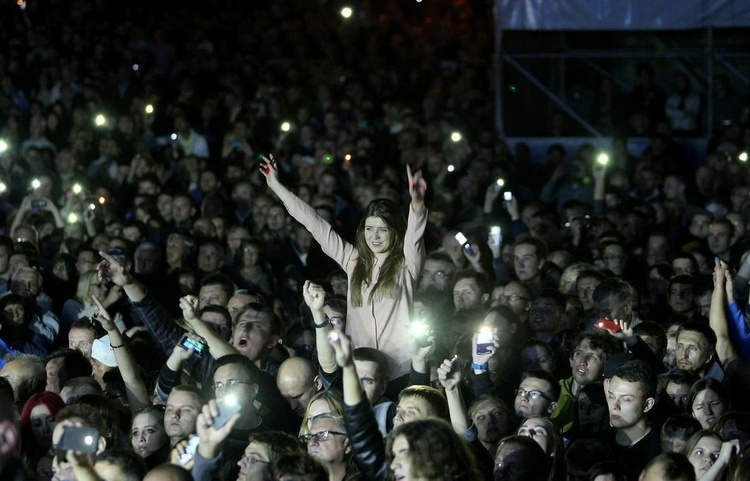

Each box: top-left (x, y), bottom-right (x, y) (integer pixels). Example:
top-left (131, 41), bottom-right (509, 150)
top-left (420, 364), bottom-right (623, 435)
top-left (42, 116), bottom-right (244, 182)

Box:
top-left (56, 426), bottom-right (99, 454)
top-left (31, 199), bottom-right (47, 209)
top-left (213, 397), bottom-right (242, 428)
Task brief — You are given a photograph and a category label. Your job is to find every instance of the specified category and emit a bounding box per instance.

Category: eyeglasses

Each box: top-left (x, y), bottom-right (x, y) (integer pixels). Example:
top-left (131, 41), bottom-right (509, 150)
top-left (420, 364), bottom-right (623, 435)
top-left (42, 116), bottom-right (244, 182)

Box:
top-left (422, 270), bottom-right (451, 280)
top-left (212, 379), bottom-right (252, 392)
top-left (515, 389), bottom-right (553, 401)
top-left (299, 430), bottom-right (347, 444)
top-left (242, 454), bottom-right (270, 465)
top-left (496, 293), bottom-right (529, 303)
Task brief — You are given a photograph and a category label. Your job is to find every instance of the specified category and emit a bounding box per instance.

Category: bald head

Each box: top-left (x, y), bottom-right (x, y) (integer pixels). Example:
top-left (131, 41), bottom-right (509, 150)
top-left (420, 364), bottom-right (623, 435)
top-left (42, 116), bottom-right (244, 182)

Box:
top-left (276, 357), bottom-right (320, 417)
top-left (0, 354), bottom-right (46, 406)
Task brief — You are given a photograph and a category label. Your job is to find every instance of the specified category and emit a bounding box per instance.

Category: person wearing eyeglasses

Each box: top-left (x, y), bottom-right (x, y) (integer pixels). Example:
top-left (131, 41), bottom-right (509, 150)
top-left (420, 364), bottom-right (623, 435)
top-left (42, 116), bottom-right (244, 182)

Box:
top-left (513, 370), bottom-right (559, 423)
top-left (304, 413), bottom-right (360, 481)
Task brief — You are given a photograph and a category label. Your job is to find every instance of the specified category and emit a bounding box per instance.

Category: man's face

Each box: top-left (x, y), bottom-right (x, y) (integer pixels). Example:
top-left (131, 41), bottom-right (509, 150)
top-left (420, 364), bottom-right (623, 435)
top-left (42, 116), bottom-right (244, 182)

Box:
top-left (593, 293), bottom-right (631, 323)
top-left (471, 399), bottom-right (510, 445)
top-left (689, 214), bottom-right (711, 238)
top-left (606, 376), bottom-right (653, 429)
top-left (76, 251), bottom-right (98, 276)
top-left (265, 206), bottom-right (288, 232)
top-left (576, 276), bottom-right (600, 312)
top-left (491, 283), bottom-right (531, 320)
top-left (453, 278), bottom-right (484, 311)
top-left (0, 360), bottom-right (26, 399)
top-left (307, 417), bottom-right (349, 464)
top-left (419, 259), bottom-right (455, 292)
top-left (353, 359), bottom-right (385, 405)
top-left (675, 330), bottom-right (713, 375)
top-left (227, 227), bottom-right (251, 253)
top-left (227, 294), bottom-right (253, 323)
top-left (672, 258), bottom-right (696, 276)
top-left (198, 244), bottom-right (221, 273)
top-left (12, 270), bottom-right (40, 297)
top-left (707, 223), bottom-right (732, 255)
top-left (68, 328), bottom-right (94, 358)
top-left (199, 284), bottom-right (229, 308)
top-left (231, 310), bottom-right (278, 362)
top-left (201, 311), bottom-right (232, 341)
top-left (164, 391), bottom-right (202, 440)
top-left (393, 395), bottom-right (432, 428)
top-left (277, 374), bottom-right (317, 417)
top-left (213, 363), bottom-right (257, 406)
top-left (513, 243), bottom-right (542, 282)
top-left (172, 197), bottom-right (194, 223)
top-left (236, 441), bottom-right (272, 481)
top-left (513, 376), bottom-right (556, 418)
top-left (528, 298), bottom-right (563, 338)
top-left (665, 381), bottom-right (691, 410)
top-left (45, 358), bottom-right (63, 393)
top-left (668, 283), bottom-right (694, 314)
top-left (569, 339), bottom-right (606, 388)
top-left (602, 244), bottom-right (626, 276)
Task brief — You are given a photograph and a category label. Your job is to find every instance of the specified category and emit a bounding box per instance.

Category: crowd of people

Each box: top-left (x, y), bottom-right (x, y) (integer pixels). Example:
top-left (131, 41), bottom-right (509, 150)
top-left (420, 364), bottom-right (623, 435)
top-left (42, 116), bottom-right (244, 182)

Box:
top-left (1, 1), bottom-right (750, 481)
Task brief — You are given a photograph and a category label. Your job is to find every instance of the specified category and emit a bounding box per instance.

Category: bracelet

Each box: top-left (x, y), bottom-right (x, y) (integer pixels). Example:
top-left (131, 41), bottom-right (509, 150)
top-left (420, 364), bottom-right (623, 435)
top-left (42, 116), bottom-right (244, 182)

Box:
top-left (313, 319), bottom-right (329, 329)
top-left (110, 342), bottom-right (126, 349)
top-left (472, 362), bottom-right (489, 371)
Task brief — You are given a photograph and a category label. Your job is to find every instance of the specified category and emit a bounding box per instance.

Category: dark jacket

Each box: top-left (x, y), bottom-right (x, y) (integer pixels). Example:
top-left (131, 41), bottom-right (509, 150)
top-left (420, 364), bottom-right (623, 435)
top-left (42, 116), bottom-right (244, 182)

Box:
top-left (344, 400), bottom-right (387, 481)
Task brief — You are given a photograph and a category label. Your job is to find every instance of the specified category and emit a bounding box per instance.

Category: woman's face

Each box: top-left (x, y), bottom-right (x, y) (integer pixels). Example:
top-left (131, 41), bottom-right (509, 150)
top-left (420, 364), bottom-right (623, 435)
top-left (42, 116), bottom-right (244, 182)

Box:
top-left (87, 279), bottom-right (107, 301)
top-left (131, 411), bottom-right (169, 458)
top-left (688, 435), bottom-right (722, 479)
top-left (691, 389), bottom-right (726, 428)
top-left (363, 216), bottom-right (393, 256)
top-left (517, 419), bottom-right (551, 454)
top-left (577, 392), bottom-right (609, 427)
top-left (390, 435), bottom-right (423, 481)
top-left (305, 399), bottom-right (333, 430)
top-left (520, 345), bottom-right (556, 374)
top-left (30, 404), bottom-right (55, 447)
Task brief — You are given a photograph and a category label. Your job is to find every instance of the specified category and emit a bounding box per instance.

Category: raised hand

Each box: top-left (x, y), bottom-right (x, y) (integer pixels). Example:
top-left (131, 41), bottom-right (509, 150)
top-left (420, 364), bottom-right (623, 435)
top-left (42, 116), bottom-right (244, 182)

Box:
top-left (407, 164), bottom-right (427, 209)
top-left (437, 356), bottom-right (462, 391)
top-left (195, 399), bottom-right (241, 459)
top-left (327, 330), bottom-right (354, 368)
top-left (97, 251), bottom-right (132, 287)
top-left (91, 294), bottom-right (116, 332)
top-left (259, 154), bottom-right (279, 186)
top-left (179, 295), bottom-right (200, 322)
top-left (303, 280), bottom-right (326, 311)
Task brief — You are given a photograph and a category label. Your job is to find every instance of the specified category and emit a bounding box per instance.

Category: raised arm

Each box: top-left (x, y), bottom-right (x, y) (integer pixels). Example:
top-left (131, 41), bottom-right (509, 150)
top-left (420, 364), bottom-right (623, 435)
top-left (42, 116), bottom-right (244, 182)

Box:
top-left (710, 259), bottom-right (739, 366)
top-left (304, 281), bottom-right (337, 374)
top-left (438, 356), bottom-right (471, 435)
top-left (179, 295), bottom-right (238, 358)
top-left (260, 154), bottom-right (353, 268)
top-left (405, 164), bottom-right (428, 278)
top-left (91, 294), bottom-right (150, 413)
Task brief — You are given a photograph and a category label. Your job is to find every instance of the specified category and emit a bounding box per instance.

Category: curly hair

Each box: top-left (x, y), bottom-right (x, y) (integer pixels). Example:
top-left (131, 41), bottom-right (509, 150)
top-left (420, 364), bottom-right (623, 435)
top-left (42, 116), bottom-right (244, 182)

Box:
top-left (385, 418), bottom-right (482, 481)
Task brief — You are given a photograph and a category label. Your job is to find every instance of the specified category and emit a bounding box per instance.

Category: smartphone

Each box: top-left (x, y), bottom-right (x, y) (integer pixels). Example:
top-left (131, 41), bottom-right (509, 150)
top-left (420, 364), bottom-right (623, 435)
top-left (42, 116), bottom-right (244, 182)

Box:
top-left (410, 320), bottom-right (432, 347)
top-left (503, 191), bottom-right (512, 202)
top-left (490, 226), bottom-right (501, 245)
top-left (454, 232), bottom-right (476, 256)
top-left (31, 199), bottom-right (47, 209)
top-left (476, 327), bottom-right (493, 355)
top-left (213, 395), bottom-right (242, 428)
top-left (180, 336), bottom-right (205, 356)
top-left (595, 318), bottom-right (622, 333)
top-left (178, 436), bottom-right (200, 466)
top-left (56, 426), bottom-right (99, 454)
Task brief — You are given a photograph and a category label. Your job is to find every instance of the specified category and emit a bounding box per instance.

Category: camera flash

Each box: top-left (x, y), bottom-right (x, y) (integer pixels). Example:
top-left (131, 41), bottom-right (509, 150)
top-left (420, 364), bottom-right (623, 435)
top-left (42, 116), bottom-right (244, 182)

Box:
top-left (596, 152), bottom-right (609, 166)
top-left (98, 196), bottom-right (106, 205)
top-left (0, 139), bottom-right (8, 153)
top-left (740, 152), bottom-right (748, 163)
top-left (72, 184), bottom-right (82, 195)
top-left (94, 114), bottom-right (106, 127)
top-left (67, 213), bottom-right (78, 223)
top-left (280, 121), bottom-right (291, 132)
top-left (31, 179), bottom-right (41, 190)
top-left (328, 331), bottom-right (340, 342)
top-left (450, 131), bottom-right (462, 143)
top-left (340, 6), bottom-right (353, 18)
top-left (144, 104), bottom-right (154, 114)
top-left (0, 182), bottom-right (6, 194)
top-left (495, 178), bottom-right (505, 187)
top-left (447, 164), bottom-right (455, 172)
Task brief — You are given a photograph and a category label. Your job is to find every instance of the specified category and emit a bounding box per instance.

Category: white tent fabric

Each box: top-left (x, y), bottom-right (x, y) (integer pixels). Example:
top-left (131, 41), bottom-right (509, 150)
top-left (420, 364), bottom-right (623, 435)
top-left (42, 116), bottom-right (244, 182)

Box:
top-left (497, 0), bottom-right (750, 30)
